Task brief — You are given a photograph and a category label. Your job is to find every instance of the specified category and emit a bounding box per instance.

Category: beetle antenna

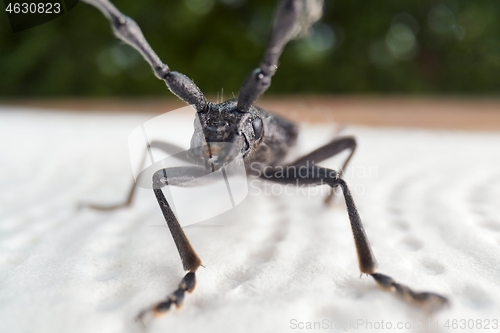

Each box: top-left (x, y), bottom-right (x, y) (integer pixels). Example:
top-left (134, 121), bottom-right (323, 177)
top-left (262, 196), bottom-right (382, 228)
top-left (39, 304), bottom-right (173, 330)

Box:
top-left (82, 0), bottom-right (208, 112)
top-left (237, 0), bottom-right (323, 112)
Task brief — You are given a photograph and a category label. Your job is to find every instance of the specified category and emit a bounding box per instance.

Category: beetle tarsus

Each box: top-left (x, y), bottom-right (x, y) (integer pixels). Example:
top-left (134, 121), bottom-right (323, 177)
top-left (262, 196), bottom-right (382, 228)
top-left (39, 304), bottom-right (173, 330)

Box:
top-left (136, 272), bottom-right (197, 325)
top-left (371, 273), bottom-right (449, 312)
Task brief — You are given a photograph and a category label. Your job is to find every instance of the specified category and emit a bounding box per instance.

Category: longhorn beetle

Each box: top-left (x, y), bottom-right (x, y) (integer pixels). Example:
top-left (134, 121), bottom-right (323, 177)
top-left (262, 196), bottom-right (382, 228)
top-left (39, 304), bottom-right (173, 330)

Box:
top-left (81, 0), bottom-right (449, 324)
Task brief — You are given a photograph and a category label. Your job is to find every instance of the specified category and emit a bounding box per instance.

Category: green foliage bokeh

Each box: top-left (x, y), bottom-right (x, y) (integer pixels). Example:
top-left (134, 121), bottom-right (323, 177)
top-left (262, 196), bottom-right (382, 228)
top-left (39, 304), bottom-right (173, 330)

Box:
top-left (0, 0), bottom-right (499, 97)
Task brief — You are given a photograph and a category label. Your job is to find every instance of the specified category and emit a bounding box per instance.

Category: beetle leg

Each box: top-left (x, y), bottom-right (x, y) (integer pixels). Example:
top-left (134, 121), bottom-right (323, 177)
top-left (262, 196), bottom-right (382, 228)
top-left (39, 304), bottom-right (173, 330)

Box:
top-left (265, 166), bottom-right (449, 312)
top-left (288, 136), bottom-right (357, 205)
top-left (134, 167), bottom-right (210, 325)
top-left (79, 141), bottom-right (192, 211)
top-left (136, 272), bottom-right (197, 325)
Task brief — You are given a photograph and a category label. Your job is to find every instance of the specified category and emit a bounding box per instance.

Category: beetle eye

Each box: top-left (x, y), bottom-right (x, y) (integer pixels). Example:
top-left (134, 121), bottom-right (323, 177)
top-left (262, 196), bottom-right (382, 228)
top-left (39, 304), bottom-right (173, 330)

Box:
top-left (252, 118), bottom-right (263, 139)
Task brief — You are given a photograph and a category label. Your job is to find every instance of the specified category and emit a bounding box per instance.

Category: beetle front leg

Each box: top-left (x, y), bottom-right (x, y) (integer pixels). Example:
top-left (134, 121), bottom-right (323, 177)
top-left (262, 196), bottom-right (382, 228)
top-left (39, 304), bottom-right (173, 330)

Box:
top-left (79, 141), bottom-right (193, 211)
top-left (134, 168), bottom-right (208, 325)
top-left (266, 166), bottom-right (449, 313)
top-left (136, 271), bottom-right (197, 324)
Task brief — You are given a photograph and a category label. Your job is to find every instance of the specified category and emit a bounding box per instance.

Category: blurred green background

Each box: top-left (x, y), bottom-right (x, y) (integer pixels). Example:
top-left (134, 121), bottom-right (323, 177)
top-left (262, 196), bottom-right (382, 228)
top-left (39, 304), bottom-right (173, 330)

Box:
top-left (1, 0), bottom-right (499, 97)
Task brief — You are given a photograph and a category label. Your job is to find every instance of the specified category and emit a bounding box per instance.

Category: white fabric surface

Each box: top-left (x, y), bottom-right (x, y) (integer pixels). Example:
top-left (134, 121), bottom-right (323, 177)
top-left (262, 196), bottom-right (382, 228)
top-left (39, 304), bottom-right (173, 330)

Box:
top-left (1, 107), bottom-right (499, 333)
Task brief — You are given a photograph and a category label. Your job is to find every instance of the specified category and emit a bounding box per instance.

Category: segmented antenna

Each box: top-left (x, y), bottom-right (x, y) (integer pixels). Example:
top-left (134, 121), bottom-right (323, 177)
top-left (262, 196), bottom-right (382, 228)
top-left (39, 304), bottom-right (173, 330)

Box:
top-left (237, 0), bottom-right (325, 113)
top-left (286, 0), bottom-right (324, 40)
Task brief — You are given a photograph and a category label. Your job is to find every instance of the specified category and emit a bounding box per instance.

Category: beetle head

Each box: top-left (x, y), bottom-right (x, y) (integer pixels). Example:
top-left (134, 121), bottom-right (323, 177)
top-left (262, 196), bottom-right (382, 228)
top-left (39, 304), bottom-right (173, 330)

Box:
top-left (189, 99), bottom-right (263, 171)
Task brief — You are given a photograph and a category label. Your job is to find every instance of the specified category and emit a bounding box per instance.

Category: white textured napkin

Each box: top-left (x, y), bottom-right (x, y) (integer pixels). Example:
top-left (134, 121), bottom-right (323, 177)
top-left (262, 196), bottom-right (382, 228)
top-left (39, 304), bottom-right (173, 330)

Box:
top-left (1, 107), bottom-right (499, 333)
